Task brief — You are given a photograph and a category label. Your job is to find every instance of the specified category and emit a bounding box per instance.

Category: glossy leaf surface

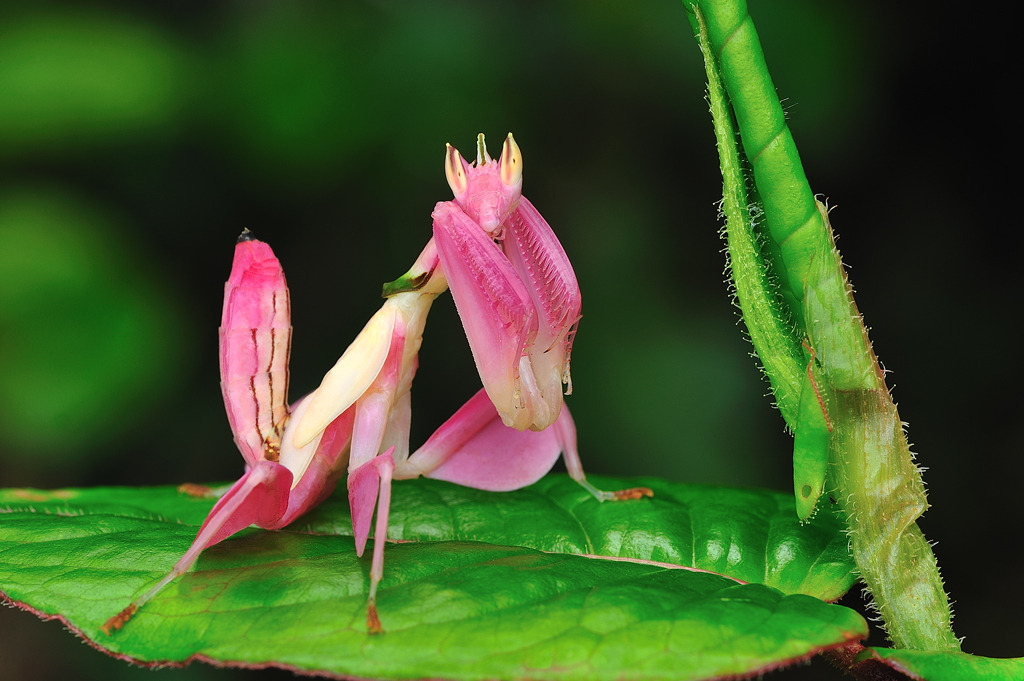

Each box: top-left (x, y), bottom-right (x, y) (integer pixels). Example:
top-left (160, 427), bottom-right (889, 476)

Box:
top-left (0, 476), bottom-right (863, 680)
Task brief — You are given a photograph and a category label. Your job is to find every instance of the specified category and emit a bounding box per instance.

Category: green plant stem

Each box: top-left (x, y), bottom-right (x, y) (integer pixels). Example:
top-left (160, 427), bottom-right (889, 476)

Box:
top-left (690, 0), bottom-right (803, 427)
top-left (687, 0), bottom-right (960, 653)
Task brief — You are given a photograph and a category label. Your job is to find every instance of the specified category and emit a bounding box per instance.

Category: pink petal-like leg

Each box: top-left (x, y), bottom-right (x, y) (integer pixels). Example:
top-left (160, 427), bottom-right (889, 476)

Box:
top-left (552, 406), bottom-right (653, 502)
top-left (349, 449), bottom-right (387, 559)
top-left (364, 451), bottom-right (395, 634)
top-left (433, 200), bottom-right (539, 431)
top-left (409, 388), bottom-right (562, 490)
top-left (272, 400), bottom-right (355, 529)
top-left (101, 460), bottom-right (293, 634)
top-left (381, 390), bottom-right (412, 463)
top-left (408, 389), bottom-right (651, 501)
top-left (345, 317), bottom-right (404, 558)
top-left (347, 320), bottom-right (405, 475)
top-left (347, 448), bottom-right (395, 634)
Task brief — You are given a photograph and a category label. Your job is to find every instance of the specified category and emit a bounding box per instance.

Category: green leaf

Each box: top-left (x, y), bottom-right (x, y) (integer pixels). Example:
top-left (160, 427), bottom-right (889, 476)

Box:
top-left (856, 647), bottom-right (1024, 681)
top-left (0, 476), bottom-right (863, 679)
top-left (307, 476), bottom-right (858, 601)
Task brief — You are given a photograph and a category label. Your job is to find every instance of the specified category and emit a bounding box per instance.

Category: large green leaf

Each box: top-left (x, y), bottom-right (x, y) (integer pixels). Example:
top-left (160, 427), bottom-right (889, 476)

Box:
top-left (300, 475), bottom-right (857, 601)
top-left (855, 647), bottom-right (1024, 681)
top-left (0, 476), bottom-right (864, 680)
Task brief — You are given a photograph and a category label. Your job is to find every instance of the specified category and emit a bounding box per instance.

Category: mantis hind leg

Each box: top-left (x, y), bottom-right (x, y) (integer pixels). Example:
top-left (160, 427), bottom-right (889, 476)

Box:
top-left (347, 448), bottom-right (396, 634)
top-left (553, 406), bottom-right (653, 502)
top-left (367, 453), bottom-right (394, 634)
top-left (101, 461), bottom-right (293, 634)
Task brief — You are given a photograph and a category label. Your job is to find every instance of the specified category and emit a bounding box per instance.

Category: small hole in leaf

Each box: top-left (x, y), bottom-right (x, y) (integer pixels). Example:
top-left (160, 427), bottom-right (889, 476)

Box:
top-left (801, 484), bottom-right (813, 499)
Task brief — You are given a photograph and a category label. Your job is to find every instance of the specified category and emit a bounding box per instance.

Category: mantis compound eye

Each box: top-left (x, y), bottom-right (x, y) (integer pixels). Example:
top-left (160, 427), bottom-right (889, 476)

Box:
top-left (499, 133), bottom-right (523, 187)
top-left (444, 143), bottom-right (469, 198)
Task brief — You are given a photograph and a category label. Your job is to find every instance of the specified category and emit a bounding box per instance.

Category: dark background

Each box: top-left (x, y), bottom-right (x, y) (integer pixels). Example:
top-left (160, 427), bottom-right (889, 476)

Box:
top-left (1, 1), bottom-right (1018, 679)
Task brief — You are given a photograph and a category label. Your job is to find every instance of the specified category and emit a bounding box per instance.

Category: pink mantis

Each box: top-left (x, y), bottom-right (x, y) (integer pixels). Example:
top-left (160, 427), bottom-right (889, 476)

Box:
top-left (101, 133), bottom-right (651, 636)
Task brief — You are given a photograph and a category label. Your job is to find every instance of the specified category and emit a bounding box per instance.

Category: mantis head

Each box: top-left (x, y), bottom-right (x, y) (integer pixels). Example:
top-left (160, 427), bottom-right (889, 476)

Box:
top-left (444, 132), bottom-right (523, 236)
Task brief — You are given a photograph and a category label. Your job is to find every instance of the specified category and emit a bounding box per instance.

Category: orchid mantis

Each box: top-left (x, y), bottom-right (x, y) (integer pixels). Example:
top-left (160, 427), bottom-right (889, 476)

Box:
top-left (298, 134), bottom-right (649, 628)
top-left (103, 133), bottom-right (650, 637)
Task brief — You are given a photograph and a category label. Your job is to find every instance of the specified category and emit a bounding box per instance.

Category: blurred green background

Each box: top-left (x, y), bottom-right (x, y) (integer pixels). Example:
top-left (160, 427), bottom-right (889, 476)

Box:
top-left (0, 1), bottom-right (1018, 679)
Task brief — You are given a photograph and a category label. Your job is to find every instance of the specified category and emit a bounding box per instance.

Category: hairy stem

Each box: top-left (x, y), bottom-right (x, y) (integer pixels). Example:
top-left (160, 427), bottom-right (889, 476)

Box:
top-left (687, 0), bottom-right (959, 652)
